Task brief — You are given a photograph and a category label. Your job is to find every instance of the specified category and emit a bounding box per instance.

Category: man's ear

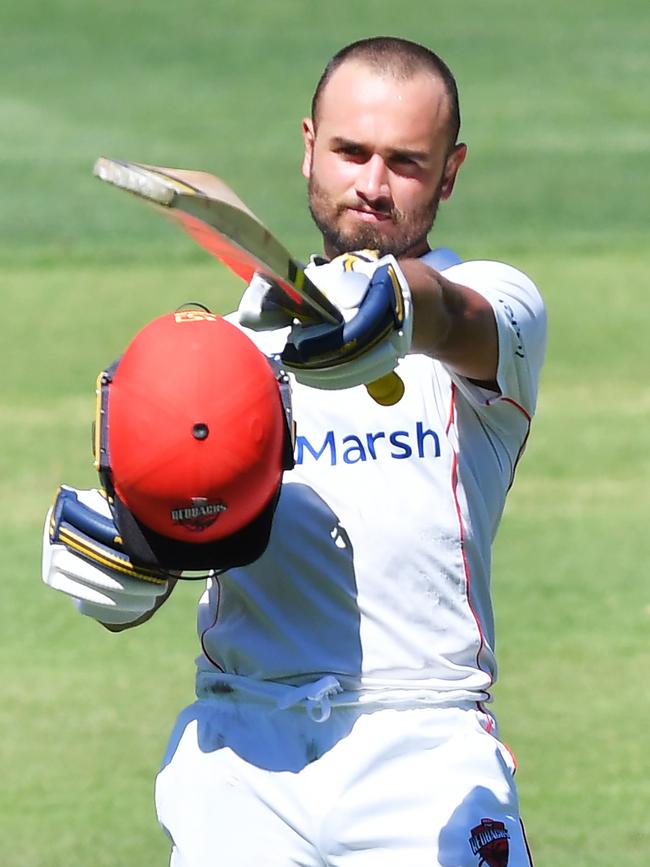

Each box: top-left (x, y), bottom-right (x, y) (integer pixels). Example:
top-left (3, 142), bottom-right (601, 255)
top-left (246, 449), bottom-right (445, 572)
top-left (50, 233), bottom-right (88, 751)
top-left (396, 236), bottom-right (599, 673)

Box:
top-left (302, 117), bottom-right (315, 179)
top-left (440, 143), bottom-right (468, 200)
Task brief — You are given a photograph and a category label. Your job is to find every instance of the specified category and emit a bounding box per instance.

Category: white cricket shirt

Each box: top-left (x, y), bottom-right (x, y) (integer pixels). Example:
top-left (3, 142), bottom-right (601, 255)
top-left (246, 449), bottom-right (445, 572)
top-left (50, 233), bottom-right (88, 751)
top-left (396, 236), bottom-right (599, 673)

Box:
top-left (196, 255), bottom-right (547, 706)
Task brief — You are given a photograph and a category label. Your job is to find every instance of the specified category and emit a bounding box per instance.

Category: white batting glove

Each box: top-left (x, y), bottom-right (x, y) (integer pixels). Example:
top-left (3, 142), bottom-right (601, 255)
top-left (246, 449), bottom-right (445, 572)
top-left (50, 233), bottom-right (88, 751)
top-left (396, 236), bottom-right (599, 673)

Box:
top-left (280, 251), bottom-right (413, 391)
top-left (42, 486), bottom-right (170, 625)
top-left (237, 273), bottom-right (295, 330)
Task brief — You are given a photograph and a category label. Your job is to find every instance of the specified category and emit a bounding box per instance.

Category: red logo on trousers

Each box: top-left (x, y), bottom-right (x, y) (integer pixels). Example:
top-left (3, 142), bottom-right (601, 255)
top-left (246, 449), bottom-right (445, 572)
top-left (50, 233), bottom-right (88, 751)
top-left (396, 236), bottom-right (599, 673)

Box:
top-left (469, 818), bottom-right (510, 866)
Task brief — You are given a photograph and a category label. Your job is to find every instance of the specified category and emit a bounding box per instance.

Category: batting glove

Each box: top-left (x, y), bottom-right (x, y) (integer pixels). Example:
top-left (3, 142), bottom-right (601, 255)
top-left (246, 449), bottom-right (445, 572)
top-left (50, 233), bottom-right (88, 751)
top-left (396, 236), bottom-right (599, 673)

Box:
top-left (42, 486), bottom-right (170, 625)
top-left (280, 251), bottom-right (413, 390)
top-left (237, 273), bottom-right (296, 330)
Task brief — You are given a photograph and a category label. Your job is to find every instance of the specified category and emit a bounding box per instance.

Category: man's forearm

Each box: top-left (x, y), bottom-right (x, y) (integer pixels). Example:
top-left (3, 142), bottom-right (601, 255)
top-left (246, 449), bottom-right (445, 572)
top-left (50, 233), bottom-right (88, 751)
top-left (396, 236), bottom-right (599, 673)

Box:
top-left (399, 259), bottom-right (498, 384)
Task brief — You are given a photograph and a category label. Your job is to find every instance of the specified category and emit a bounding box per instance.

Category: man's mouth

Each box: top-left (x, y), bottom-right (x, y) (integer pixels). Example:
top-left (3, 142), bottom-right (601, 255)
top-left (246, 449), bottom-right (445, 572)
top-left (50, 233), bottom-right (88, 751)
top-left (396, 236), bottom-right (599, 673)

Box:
top-left (346, 206), bottom-right (393, 223)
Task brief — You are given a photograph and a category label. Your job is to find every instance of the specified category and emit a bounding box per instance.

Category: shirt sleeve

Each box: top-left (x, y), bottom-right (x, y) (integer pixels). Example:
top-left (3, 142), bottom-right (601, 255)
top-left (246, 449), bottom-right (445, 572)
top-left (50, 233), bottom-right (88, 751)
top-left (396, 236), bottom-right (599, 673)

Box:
top-left (440, 260), bottom-right (548, 417)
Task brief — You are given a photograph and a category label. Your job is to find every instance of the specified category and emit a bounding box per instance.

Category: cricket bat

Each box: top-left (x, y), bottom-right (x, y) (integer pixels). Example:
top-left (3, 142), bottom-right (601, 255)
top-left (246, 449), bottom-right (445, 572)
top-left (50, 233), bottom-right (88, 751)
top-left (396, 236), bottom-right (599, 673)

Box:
top-left (93, 157), bottom-right (405, 406)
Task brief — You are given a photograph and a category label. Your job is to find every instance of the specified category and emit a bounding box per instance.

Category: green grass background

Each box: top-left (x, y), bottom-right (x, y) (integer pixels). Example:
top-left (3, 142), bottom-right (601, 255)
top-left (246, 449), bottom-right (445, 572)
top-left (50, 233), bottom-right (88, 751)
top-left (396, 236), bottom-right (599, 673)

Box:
top-left (2, 0), bottom-right (649, 864)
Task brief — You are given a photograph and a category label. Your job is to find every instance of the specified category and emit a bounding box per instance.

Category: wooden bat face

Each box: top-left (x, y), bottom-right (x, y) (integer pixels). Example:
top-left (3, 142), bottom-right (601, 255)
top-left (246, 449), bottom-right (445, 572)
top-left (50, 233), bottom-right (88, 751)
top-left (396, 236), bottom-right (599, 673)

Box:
top-left (93, 158), bottom-right (341, 325)
top-left (93, 157), bottom-right (404, 406)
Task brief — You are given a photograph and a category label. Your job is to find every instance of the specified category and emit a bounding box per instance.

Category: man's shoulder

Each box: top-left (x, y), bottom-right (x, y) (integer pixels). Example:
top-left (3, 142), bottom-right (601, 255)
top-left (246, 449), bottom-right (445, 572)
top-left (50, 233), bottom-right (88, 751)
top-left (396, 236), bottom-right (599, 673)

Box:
top-left (440, 259), bottom-right (545, 312)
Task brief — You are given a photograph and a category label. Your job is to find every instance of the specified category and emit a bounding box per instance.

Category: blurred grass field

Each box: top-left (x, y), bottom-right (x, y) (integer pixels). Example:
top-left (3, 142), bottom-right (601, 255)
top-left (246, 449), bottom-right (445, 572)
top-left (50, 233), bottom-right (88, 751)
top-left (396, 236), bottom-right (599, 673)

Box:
top-left (2, 1), bottom-right (649, 864)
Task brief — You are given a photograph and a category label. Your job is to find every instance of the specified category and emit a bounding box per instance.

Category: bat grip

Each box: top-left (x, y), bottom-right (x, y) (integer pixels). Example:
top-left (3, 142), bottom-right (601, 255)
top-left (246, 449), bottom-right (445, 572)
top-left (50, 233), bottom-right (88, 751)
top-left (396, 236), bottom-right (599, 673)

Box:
top-left (365, 371), bottom-right (405, 406)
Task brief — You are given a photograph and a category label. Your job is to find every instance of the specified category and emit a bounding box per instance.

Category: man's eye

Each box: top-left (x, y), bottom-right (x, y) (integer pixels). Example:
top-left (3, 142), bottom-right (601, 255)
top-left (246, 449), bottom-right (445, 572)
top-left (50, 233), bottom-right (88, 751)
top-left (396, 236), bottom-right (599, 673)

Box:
top-left (391, 155), bottom-right (423, 175)
top-left (337, 147), bottom-right (366, 160)
top-left (393, 155), bottom-right (416, 167)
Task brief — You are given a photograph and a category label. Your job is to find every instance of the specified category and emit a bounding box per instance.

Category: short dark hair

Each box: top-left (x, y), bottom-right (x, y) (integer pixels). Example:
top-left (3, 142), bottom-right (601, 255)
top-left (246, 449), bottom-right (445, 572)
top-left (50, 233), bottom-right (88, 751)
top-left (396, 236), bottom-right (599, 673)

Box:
top-left (311, 36), bottom-right (461, 145)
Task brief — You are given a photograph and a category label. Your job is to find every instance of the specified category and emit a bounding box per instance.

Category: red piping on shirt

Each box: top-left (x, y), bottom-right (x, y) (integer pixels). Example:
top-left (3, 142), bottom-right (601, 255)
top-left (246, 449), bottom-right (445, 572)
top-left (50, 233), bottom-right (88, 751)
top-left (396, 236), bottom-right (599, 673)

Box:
top-left (494, 396), bottom-right (532, 489)
top-left (448, 384), bottom-right (492, 688)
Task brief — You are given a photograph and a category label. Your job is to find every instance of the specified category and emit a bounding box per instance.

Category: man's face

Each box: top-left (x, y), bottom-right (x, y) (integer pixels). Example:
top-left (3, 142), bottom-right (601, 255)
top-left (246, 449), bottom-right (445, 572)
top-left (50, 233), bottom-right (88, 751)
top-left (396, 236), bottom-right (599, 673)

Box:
top-left (302, 61), bottom-right (466, 259)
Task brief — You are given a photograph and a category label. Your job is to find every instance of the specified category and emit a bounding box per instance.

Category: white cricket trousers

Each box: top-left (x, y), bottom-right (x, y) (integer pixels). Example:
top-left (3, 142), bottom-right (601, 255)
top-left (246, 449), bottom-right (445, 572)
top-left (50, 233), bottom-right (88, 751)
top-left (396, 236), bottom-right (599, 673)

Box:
top-left (155, 694), bottom-right (533, 867)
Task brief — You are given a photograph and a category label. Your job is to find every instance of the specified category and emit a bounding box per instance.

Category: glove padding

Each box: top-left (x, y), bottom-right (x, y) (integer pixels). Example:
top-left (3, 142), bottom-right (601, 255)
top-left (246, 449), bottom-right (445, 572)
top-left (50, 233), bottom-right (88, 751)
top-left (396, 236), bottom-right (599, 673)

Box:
top-left (237, 273), bottom-right (296, 331)
top-left (280, 252), bottom-right (412, 391)
top-left (43, 486), bottom-right (170, 625)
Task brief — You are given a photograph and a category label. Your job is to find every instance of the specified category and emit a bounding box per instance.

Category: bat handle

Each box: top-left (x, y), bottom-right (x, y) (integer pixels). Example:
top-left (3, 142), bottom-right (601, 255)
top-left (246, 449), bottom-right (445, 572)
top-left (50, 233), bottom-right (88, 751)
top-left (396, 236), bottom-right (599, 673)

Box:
top-left (365, 371), bottom-right (405, 406)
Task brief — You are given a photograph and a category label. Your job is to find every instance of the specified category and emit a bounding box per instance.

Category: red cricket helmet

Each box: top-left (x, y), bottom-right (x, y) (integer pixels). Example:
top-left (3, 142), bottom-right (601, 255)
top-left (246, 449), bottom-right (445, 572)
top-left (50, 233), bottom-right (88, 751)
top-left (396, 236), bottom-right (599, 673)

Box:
top-left (94, 308), bottom-right (294, 572)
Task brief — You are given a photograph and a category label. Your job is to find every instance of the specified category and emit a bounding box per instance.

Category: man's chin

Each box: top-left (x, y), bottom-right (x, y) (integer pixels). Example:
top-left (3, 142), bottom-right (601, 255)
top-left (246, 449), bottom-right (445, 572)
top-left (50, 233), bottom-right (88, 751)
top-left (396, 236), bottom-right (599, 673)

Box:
top-left (323, 223), bottom-right (398, 257)
top-left (326, 232), bottom-right (428, 259)
top-left (309, 201), bottom-right (433, 258)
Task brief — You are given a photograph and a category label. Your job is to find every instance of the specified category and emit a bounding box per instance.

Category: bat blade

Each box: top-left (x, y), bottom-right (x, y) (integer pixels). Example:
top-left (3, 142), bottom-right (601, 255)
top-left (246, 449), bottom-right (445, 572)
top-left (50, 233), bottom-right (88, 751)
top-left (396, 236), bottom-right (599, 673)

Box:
top-left (93, 157), bottom-right (341, 325)
top-left (93, 157), bottom-right (404, 405)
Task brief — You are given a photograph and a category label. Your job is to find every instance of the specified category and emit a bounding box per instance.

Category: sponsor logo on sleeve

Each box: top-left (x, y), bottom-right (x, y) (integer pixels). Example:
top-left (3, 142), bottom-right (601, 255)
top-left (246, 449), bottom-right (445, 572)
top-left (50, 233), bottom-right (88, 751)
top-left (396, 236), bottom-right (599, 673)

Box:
top-left (498, 299), bottom-right (525, 358)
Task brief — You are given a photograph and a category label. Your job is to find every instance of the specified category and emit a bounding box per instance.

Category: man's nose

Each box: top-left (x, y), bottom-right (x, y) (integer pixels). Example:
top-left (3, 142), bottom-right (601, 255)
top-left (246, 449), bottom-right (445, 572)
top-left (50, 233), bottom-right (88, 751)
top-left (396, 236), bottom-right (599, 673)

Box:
top-left (356, 154), bottom-right (390, 203)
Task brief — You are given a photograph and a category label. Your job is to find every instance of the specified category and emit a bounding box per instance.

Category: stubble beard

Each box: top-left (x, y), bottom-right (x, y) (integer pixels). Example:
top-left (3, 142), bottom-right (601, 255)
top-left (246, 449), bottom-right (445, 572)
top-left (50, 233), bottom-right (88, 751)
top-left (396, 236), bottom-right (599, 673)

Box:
top-left (307, 175), bottom-right (443, 259)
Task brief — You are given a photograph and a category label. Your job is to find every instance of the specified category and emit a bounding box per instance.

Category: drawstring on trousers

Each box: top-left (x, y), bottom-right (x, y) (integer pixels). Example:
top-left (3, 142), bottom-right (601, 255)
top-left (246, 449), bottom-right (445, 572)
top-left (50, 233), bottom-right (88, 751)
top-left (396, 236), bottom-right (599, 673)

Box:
top-left (275, 675), bottom-right (343, 722)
